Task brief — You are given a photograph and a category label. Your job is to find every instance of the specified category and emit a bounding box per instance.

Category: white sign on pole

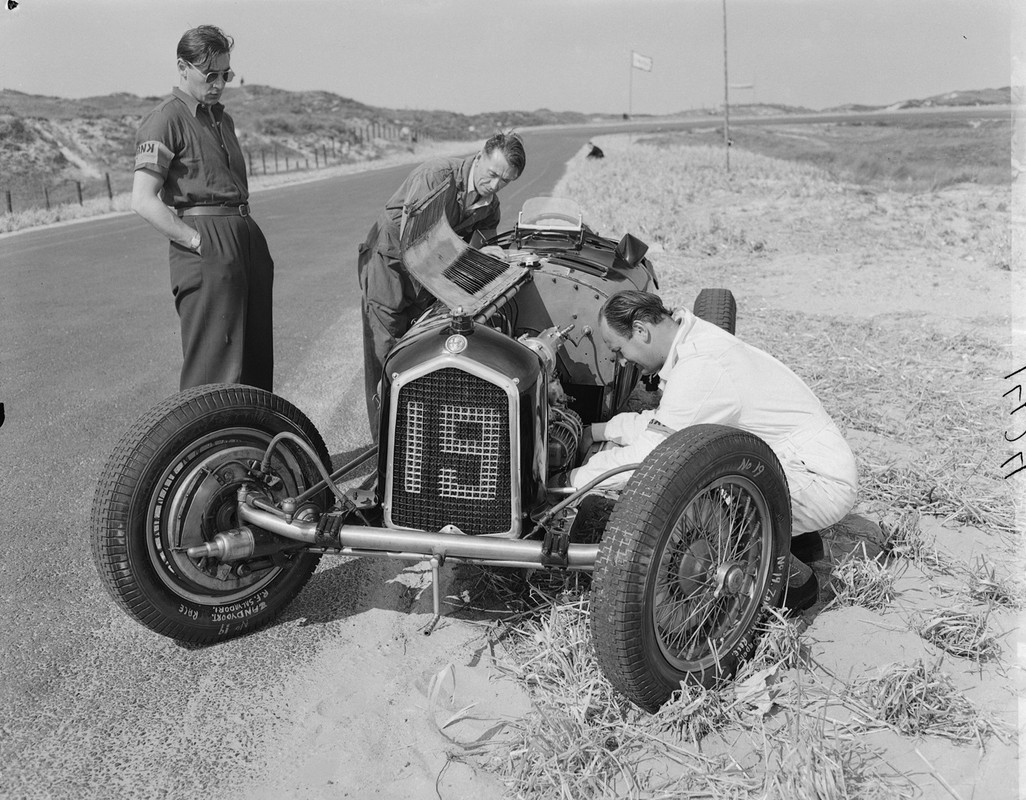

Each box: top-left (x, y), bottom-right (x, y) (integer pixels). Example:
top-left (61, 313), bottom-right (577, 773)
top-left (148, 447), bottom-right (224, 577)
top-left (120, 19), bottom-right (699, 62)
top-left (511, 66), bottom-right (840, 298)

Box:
top-left (631, 51), bottom-right (653, 72)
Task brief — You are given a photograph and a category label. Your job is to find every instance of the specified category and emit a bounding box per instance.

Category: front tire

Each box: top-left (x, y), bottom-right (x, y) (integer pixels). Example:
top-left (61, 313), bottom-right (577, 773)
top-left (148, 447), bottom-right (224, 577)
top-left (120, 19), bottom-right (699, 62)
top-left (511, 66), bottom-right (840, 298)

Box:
top-left (591, 425), bottom-right (789, 711)
top-left (90, 384), bottom-right (330, 644)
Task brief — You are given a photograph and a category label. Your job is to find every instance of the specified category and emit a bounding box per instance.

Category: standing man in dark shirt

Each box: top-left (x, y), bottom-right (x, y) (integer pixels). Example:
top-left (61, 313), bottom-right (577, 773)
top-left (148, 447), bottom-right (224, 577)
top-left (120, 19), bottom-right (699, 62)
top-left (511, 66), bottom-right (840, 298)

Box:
top-left (357, 131), bottom-right (526, 434)
top-left (132, 25), bottom-right (274, 392)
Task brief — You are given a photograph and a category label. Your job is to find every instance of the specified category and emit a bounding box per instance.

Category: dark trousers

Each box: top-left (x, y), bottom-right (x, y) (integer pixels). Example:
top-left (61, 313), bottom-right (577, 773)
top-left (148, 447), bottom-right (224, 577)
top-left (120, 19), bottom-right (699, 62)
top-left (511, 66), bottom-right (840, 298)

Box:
top-left (169, 215), bottom-right (274, 392)
top-left (358, 237), bottom-right (433, 439)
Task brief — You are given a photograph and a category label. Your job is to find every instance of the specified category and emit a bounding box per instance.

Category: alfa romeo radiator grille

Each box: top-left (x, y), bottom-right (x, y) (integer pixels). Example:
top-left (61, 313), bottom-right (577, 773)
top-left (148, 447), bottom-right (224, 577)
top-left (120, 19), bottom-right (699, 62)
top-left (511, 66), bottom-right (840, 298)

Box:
top-left (391, 369), bottom-right (512, 535)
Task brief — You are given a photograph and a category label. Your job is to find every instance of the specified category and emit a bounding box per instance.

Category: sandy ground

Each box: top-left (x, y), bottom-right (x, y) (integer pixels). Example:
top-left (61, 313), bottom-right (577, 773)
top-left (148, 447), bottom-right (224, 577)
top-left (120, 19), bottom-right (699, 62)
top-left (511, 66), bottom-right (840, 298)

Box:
top-left (613, 139), bottom-right (1021, 798)
top-left (243, 138), bottom-right (1020, 799)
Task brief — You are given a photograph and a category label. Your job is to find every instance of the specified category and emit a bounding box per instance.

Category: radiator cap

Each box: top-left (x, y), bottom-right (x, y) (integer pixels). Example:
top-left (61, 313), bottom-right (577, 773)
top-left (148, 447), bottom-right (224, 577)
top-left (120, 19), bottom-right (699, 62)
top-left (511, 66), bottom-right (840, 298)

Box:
top-left (444, 333), bottom-right (468, 355)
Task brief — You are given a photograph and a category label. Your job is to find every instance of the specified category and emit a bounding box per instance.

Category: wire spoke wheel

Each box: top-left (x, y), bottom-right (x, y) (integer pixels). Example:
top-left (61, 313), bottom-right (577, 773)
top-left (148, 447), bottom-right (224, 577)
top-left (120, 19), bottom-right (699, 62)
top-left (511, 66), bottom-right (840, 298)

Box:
top-left (591, 425), bottom-right (790, 711)
top-left (651, 476), bottom-right (771, 673)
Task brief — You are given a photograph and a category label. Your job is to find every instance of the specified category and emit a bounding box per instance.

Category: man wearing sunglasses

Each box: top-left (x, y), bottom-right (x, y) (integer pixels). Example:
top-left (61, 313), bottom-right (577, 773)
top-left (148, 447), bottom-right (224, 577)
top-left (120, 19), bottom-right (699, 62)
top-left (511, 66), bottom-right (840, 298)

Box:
top-left (131, 25), bottom-right (275, 392)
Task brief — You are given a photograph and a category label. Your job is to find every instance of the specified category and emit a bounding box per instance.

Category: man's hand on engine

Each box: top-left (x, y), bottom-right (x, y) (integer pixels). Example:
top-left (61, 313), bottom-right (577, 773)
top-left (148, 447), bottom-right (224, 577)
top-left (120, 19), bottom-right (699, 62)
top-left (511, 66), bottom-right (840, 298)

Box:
top-left (576, 422), bottom-right (610, 465)
top-left (576, 429), bottom-right (592, 466)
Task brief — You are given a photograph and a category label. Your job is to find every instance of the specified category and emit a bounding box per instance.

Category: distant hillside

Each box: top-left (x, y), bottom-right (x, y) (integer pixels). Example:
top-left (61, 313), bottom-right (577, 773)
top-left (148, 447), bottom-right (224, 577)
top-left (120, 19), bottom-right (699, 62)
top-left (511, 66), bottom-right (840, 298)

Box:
top-left (0, 84), bottom-right (1010, 212)
top-left (0, 84), bottom-right (593, 208)
top-left (887, 86), bottom-right (1011, 109)
top-left (826, 86), bottom-right (1011, 113)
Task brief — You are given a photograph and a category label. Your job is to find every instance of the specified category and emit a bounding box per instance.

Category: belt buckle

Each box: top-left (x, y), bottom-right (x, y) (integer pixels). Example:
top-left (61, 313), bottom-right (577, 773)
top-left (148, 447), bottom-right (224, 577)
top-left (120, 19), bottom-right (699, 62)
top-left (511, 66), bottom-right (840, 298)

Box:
top-left (239, 203), bottom-right (250, 218)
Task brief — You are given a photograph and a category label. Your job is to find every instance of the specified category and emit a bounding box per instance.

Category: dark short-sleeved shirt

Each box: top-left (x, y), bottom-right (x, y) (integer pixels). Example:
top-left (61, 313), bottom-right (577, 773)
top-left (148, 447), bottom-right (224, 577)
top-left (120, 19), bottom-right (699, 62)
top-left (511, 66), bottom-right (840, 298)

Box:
top-left (134, 87), bottom-right (249, 208)
top-left (372, 154), bottom-right (501, 258)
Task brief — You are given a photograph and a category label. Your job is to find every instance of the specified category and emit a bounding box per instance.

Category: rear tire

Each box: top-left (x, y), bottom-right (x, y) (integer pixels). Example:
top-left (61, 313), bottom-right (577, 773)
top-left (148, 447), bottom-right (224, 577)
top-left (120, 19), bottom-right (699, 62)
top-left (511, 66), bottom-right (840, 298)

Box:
top-left (693, 288), bottom-right (737, 334)
top-left (90, 384), bottom-right (330, 644)
top-left (591, 425), bottom-right (789, 711)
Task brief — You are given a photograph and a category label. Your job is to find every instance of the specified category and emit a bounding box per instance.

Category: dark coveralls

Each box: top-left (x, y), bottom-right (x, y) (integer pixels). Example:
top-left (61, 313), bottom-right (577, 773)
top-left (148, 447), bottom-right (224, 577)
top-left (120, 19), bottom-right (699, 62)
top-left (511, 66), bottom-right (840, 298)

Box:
top-left (135, 87), bottom-right (274, 391)
top-left (358, 154), bottom-right (501, 435)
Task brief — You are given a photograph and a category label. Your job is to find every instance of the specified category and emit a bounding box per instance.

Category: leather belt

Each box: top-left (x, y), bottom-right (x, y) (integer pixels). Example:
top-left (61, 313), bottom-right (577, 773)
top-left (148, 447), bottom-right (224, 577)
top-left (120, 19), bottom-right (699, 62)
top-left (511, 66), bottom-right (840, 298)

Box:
top-left (177, 203), bottom-right (250, 218)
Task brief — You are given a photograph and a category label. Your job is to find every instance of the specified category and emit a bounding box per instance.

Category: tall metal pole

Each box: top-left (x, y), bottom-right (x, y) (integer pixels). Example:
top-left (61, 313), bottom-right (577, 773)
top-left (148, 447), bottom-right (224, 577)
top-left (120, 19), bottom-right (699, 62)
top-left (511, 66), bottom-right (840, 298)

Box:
top-left (628, 49), bottom-right (634, 144)
top-left (722, 0), bottom-right (731, 172)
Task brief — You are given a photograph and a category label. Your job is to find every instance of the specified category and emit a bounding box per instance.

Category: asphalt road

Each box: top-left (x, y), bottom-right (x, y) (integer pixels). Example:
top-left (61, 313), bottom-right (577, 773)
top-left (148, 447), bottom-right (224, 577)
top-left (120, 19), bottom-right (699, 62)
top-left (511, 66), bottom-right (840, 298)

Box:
top-left (0, 107), bottom-right (1007, 797)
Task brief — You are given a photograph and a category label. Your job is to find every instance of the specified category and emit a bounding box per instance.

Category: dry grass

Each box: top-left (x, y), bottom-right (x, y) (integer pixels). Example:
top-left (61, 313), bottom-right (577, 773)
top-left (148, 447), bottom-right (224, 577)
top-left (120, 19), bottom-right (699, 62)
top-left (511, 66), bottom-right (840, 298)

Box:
top-left (879, 512), bottom-right (1024, 610)
top-left (490, 587), bottom-right (886, 799)
top-left (0, 192), bottom-right (133, 234)
top-left (828, 549), bottom-right (897, 610)
top-left (848, 659), bottom-right (1010, 745)
top-left (675, 119), bottom-right (1011, 191)
top-left (570, 134), bottom-right (1009, 273)
top-left (912, 607), bottom-right (1002, 663)
top-left (744, 608), bottom-right (811, 673)
top-left (761, 712), bottom-right (911, 800)
top-left (880, 509), bottom-right (957, 575)
top-left (651, 682), bottom-right (733, 745)
top-left (583, 146), bottom-right (1012, 537)
top-left (561, 143), bottom-right (838, 256)
top-left (965, 556), bottom-right (1023, 609)
top-left (475, 132), bottom-right (1017, 796)
top-left (494, 596), bottom-right (664, 798)
top-left (732, 318), bottom-right (1013, 534)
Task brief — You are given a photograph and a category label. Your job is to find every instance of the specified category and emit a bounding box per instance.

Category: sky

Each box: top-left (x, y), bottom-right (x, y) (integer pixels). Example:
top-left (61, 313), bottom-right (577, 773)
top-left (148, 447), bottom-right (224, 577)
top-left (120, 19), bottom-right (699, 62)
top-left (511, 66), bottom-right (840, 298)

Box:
top-left (0, 0), bottom-right (1014, 116)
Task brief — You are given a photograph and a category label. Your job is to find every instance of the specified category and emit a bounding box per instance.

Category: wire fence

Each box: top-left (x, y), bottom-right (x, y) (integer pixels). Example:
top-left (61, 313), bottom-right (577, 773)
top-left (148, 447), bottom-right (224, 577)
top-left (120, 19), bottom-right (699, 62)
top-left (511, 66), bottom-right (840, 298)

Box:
top-left (1, 126), bottom-right (422, 216)
top-left (1, 173), bottom-right (129, 216)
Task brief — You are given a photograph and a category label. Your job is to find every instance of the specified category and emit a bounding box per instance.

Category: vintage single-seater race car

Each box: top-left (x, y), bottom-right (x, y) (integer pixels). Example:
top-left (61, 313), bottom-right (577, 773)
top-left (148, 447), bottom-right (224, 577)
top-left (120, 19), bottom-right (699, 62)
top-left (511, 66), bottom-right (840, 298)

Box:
top-left (91, 196), bottom-right (791, 711)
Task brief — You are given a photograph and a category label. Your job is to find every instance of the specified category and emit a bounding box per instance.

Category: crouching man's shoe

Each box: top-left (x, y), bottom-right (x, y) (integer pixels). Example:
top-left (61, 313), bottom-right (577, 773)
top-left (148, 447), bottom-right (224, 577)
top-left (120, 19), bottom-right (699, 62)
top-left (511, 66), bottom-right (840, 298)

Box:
top-left (782, 557), bottom-right (819, 614)
top-left (790, 530), bottom-right (824, 564)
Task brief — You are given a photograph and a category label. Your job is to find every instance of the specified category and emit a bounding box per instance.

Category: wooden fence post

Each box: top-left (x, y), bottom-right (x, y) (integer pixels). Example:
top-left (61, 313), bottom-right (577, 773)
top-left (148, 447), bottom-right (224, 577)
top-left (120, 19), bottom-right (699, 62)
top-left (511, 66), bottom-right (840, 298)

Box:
top-left (261, 149), bottom-right (267, 174)
top-left (5, 190), bottom-right (11, 214)
top-left (43, 185), bottom-right (50, 210)
top-left (105, 173), bottom-right (113, 201)
top-left (274, 143), bottom-right (279, 173)
top-left (76, 181), bottom-right (83, 205)
top-left (314, 149), bottom-right (319, 168)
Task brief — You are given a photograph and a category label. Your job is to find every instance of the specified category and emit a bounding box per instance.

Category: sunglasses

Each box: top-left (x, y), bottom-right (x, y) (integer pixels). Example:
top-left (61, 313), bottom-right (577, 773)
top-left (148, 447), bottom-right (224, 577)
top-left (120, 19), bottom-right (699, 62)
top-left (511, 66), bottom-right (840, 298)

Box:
top-left (183, 61), bottom-right (235, 84)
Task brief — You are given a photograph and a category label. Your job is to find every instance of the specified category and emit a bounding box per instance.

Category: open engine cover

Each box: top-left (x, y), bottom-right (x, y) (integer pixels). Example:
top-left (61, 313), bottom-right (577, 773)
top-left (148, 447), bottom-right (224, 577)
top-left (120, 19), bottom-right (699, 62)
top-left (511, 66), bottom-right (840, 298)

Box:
top-left (399, 182), bottom-right (531, 317)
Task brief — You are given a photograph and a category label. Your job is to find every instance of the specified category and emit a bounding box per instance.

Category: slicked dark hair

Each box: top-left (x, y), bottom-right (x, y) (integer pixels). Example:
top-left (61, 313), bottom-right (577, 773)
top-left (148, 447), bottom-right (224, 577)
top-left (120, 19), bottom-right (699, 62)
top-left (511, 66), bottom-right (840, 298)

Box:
top-left (600, 290), bottom-right (673, 337)
top-left (177, 25), bottom-right (234, 67)
top-left (483, 130), bottom-right (526, 178)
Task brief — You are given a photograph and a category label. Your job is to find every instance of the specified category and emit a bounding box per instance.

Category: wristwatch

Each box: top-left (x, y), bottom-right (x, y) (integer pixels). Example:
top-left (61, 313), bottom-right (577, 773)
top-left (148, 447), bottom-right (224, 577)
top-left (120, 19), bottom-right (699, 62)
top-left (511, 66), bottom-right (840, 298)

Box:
top-left (188, 232), bottom-right (201, 251)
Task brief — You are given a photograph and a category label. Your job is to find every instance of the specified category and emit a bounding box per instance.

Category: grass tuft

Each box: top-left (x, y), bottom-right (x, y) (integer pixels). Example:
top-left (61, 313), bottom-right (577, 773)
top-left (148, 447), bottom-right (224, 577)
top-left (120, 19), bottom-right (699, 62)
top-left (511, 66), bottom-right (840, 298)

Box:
top-left (965, 556), bottom-right (1023, 609)
top-left (652, 681), bottom-right (732, 744)
top-left (495, 596), bottom-right (657, 798)
top-left (745, 608), bottom-right (811, 673)
top-left (881, 511), bottom-right (959, 578)
top-left (912, 607), bottom-right (1001, 662)
top-left (828, 548), bottom-right (897, 610)
top-left (761, 721), bottom-right (911, 800)
top-left (848, 659), bottom-right (1010, 744)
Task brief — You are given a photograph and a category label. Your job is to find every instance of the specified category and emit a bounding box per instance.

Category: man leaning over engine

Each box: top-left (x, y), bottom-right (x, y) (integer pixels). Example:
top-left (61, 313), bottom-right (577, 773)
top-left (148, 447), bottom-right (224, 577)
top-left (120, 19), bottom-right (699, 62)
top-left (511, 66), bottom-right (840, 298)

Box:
top-left (357, 131), bottom-right (526, 437)
top-left (571, 290), bottom-right (859, 611)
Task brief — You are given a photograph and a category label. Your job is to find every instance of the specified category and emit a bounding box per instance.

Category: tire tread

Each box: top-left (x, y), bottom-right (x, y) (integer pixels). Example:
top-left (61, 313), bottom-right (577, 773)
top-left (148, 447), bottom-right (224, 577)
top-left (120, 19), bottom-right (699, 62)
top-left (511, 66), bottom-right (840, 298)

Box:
top-left (591, 424), bottom-right (789, 710)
